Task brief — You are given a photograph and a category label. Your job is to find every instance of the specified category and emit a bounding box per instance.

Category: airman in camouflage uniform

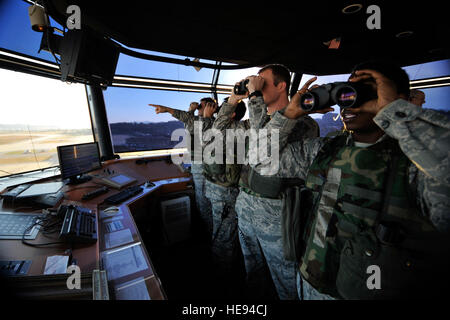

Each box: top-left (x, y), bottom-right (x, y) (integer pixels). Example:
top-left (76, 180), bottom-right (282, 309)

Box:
top-left (203, 100), bottom-right (247, 282)
top-left (149, 99), bottom-right (215, 238)
top-left (215, 65), bottom-right (319, 300)
top-left (251, 62), bottom-right (450, 299)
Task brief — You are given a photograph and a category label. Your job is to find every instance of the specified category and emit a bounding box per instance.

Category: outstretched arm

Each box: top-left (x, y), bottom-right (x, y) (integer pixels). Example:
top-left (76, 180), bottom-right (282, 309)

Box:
top-left (149, 103), bottom-right (197, 133)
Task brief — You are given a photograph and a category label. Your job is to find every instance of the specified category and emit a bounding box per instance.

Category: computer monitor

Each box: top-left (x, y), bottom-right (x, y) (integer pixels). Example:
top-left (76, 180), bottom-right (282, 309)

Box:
top-left (57, 142), bottom-right (102, 185)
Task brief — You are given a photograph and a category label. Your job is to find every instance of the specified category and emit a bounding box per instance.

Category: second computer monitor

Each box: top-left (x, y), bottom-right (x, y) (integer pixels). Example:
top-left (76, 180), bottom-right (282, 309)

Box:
top-left (57, 142), bottom-right (102, 184)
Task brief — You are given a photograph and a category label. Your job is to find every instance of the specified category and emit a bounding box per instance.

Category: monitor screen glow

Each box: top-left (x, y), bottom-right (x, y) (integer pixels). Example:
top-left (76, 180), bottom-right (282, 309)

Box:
top-left (57, 142), bottom-right (101, 180)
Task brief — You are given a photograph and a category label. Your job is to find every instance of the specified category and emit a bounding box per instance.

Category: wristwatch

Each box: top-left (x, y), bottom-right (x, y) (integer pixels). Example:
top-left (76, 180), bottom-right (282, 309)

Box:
top-left (248, 90), bottom-right (263, 100)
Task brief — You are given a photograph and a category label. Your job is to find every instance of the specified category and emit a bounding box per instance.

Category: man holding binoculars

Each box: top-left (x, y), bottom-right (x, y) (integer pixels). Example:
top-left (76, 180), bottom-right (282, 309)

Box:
top-left (249, 60), bottom-right (450, 300)
top-left (215, 64), bottom-right (319, 300)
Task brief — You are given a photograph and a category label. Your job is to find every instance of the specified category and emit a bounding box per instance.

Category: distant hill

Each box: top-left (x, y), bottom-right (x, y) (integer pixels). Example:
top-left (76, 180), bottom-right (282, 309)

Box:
top-left (110, 120), bottom-right (184, 136)
top-left (314, 113), bottom-right (343, 137)
top-left (314, 108), bottom-right (450, 137)
top-left (110, 120), bottom-right (185, 152)
top-left (109, 108), bottom-right (449, 152)
top-left (109, 117), bottom-right (345, 152)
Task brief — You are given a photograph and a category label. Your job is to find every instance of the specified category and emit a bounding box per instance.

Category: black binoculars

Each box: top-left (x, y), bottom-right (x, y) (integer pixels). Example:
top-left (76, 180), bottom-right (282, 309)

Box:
top-left (300, 81), bottom-right (377, 111)
top-left (233, 79), bottom-right (250, 95)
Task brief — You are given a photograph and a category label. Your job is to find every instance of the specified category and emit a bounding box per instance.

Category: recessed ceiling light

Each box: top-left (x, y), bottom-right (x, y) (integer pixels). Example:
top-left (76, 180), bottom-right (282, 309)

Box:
top-left (342, 4), bottom-right (363, 14)
top-left (428, 48), bottom-right (444, 54)
top-left (395, 31), bottom-right (414, 38)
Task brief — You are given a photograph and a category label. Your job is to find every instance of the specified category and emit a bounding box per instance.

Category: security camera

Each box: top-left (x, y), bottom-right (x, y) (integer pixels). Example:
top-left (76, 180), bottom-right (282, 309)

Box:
top-left (28, 4), bottom-right (49, 32)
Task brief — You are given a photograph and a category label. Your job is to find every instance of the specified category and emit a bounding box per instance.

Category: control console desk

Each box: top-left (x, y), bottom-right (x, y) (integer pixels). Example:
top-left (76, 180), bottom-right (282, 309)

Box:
top-left (0, 155), bottom-right (192, 300)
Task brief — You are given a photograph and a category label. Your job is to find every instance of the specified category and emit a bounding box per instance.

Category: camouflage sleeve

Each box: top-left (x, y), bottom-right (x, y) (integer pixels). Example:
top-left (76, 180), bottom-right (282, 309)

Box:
top-left (373, 99), bottom-right (450, 232)
top-left (276, 137), bottom-right (325, 179)
top-left (413, 166), bottom-right (450, 233)
top-left (172, 109), bottom-right (196, 134)
top-left (213, 101), bottom-right (249, 131)
top-left (199, 116), bottom-right (216, 148)
top-left (248, 96), bottom-right (269, 129)
top-left (199, 116), bottom-right (215, 131)
top-left (373, 99), bottom-right (450, 185)
top-left (251, 111), bottom-right (322, 177)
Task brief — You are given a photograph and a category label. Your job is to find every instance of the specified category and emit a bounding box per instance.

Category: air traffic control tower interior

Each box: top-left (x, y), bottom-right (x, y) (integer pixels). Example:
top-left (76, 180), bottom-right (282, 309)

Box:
top-left (0, 0), bottom-right (449, 302)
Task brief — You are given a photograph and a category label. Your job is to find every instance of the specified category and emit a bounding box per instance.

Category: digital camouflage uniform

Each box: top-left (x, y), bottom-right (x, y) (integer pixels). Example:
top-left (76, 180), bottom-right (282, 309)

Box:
top-left (172, 109), bottom-right (214, 238)
top-left (204, 180), bottom-right (241, 277)
top-left (251, 99), bottom-right (450, 299)
top-left (215, 96), bottom-right (319, 300)
top-left (203, 107), bottom-right (251, 279)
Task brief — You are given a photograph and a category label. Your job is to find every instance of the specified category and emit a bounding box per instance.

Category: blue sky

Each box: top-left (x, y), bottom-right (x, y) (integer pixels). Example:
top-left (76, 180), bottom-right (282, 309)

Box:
top-left (1, 0), bottom-right (449, 125)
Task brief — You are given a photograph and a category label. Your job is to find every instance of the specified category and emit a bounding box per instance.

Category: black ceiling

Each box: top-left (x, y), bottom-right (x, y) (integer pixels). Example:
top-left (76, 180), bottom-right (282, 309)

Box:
top-left (44, 0), bottom-right (449, 76)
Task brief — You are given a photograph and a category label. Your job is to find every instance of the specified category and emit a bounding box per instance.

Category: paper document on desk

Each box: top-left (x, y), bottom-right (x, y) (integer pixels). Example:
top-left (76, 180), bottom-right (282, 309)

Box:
top-left (105, 228), bottom-right (133, 249)
top-left (115, 276), bottom-right (151, 300)
top-left (44, 255), bottom-right (69, 275)
top-left (104, 219), bottom-right (125, 233)
top-left (102, 243), bottom-right (148, 281)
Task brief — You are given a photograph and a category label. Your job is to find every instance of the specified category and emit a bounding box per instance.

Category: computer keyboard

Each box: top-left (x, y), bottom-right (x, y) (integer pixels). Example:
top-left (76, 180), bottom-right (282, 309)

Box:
top-left (82, 186), bottom-right (109, 200)
top-left (59, 205), bottom-right (97, 243)
top-left (0, 213), bottom-right (41, 239)
top-left (104, 185), bottom-right (143, 204)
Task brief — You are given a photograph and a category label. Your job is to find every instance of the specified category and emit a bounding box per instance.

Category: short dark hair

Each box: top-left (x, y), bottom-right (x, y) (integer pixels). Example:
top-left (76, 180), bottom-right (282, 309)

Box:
top-left (234, 100), bottom-right (247, 121)
top-left (200, 97), bottom-right (215, 104)
top-left (258, 64), bottom-right (291, 95)
top-left (409, 89), bottom-right (424, 99)
top-left (352, 60), bottom-right (410, 96)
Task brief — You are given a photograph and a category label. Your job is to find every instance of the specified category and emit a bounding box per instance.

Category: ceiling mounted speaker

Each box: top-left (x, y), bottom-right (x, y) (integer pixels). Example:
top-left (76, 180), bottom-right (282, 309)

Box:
top-left (395, 31), bottom-right (414, 39)
top-left (342, 4), bottom-right (363, 14)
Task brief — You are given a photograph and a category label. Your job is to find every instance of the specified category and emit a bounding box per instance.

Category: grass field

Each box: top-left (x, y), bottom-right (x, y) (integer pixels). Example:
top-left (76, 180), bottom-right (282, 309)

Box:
top-left (0, 131), bottom-right (93, 177)
top-left (0, 134), bottom-right (39, 145)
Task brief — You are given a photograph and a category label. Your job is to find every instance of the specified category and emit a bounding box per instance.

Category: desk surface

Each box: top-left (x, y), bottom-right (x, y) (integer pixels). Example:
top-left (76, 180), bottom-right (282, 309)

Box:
top-left (0, 156), bottom-right (192, 300)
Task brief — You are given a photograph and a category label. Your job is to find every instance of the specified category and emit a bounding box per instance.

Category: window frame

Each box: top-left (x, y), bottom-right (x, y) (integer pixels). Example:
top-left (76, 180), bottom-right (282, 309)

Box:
top-left (0, 49), bottom-right (96, 178)
top-left (2, 47), bottom-right (449, 173)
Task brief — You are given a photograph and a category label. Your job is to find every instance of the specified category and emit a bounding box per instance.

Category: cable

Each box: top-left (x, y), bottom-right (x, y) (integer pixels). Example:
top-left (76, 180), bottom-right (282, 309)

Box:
top-left (46, 27), bottom-right (61, 65)
top-left (21, 212), bottom-right (65, 247)
top-left (26, 124), bottom-right (42, 171)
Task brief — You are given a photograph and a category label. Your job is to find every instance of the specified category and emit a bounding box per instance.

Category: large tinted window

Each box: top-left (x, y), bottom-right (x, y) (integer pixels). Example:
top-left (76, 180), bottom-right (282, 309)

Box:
top-left (418, 86), bottom-right (450, 116)
top-left (0, 68), bottom-right (93, 177)
top-left (218, 66), bottom-right (262, 85)
top-left (103, 86), bottom-right (229, 153)
top-left (405, 59), bottom-right (450, 115)
top-left (115, 50), bottom-right (216, 83)
top-left (404, 59), bottom-right (450, 80)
